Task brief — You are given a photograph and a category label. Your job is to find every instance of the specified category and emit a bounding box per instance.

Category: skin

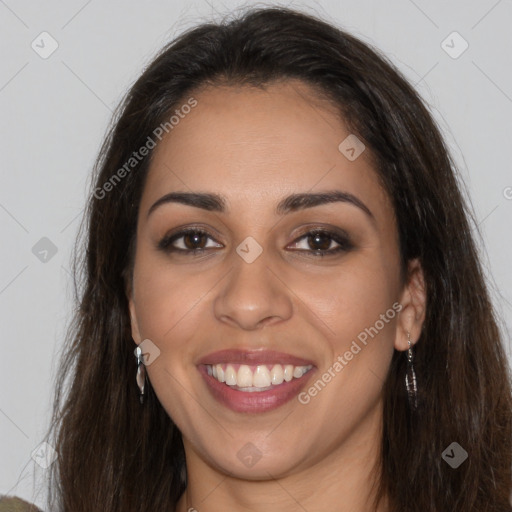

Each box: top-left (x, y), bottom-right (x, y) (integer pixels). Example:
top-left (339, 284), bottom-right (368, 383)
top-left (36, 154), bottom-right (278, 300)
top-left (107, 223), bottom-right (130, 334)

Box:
top-left (128, 80), bottom-right (426, 512)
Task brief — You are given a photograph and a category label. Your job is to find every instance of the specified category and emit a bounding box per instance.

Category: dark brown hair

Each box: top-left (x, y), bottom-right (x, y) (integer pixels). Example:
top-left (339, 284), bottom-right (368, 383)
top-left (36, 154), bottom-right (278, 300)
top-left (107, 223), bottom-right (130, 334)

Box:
top-left (43, 6), bottom-right (512, 511)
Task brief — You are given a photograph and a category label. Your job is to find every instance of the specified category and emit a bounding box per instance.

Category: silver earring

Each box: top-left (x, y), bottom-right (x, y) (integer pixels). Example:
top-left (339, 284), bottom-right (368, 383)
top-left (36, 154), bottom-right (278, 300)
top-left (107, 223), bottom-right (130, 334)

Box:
top-left (405, 331), bottom-right (418, 411)
top-left (135, 346), bottom-right (147, 404)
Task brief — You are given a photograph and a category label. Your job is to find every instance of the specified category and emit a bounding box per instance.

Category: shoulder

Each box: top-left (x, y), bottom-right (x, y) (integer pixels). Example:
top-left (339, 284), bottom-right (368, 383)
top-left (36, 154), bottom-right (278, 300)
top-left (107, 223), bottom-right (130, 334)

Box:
top-left (0, 495), bottom-right (43, 512)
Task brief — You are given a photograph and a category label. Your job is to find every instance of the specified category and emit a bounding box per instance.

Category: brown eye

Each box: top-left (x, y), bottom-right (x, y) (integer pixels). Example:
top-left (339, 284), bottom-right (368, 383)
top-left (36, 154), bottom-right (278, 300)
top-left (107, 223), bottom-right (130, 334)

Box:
top-left (182, 231), bottom-right (208, 250)
top-left (288, 229), bottom-right (353, 257)
top-left (158, 227), bottom-right (353, 257)
top-left (307, 232), bottom-right (333, 251)
top-left (158, 228), bottom-right (222, 253)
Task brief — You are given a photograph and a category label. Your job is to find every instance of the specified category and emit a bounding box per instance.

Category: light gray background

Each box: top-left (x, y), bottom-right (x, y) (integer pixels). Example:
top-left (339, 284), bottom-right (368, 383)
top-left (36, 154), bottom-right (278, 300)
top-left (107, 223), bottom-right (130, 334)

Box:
top-left (1, 0), bottom-right (511, 508)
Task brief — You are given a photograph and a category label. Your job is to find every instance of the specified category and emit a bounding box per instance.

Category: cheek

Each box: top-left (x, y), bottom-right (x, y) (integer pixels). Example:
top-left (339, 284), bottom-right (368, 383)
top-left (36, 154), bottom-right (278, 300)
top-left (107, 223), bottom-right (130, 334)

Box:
top-left (295, 261), bottom-right (397, 435)
top-left (130, 255), bottom-right (211, 419)
top-left (131, 251), bottom-right (224, 356)
top-left (295, 255), bottom-right (399, 404)
top-left (131, 254), bottom-right (190, 341)
top-left (297, 258), bottom-right (398, 340)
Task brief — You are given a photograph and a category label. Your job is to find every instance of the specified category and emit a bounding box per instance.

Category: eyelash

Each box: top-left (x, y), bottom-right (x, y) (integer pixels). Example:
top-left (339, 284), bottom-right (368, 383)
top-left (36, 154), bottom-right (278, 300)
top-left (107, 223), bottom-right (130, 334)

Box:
top-left (157, 226), bottom-right (354, 257)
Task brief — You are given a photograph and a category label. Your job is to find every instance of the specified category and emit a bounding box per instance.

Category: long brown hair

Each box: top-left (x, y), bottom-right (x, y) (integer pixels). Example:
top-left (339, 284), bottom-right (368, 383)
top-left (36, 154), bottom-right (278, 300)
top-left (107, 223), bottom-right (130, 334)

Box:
top-left (43, 6), bottom-right (512, 511)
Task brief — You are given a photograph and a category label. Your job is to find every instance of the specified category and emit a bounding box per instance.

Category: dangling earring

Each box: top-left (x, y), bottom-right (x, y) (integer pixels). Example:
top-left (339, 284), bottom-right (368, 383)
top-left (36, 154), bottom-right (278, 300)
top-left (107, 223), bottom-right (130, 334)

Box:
top-left (135, 346), bottom-right (147, 404)
top-left (405, 331), bottom-right (418, 411)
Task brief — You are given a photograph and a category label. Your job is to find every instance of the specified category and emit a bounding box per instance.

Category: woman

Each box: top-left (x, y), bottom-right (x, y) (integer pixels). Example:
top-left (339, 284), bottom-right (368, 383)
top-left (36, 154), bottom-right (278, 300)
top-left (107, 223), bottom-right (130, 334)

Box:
top-left (27, 5), bottom-right (511, 512)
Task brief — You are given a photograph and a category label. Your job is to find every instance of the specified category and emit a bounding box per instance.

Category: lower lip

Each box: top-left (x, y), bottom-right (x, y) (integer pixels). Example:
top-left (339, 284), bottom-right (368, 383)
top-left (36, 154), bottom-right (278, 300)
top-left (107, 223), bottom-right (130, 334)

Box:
top-left (198, 365), bottom-right (315, 413)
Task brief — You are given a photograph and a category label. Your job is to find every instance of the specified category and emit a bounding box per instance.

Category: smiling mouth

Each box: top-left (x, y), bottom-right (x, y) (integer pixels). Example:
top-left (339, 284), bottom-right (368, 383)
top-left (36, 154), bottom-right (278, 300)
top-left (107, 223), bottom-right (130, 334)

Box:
top-left (198, 363), bottom-right (316, 413)
top-left (204, 363), bottom-right (314, 391)
top-left (196, 348), bottom-right (316, 412)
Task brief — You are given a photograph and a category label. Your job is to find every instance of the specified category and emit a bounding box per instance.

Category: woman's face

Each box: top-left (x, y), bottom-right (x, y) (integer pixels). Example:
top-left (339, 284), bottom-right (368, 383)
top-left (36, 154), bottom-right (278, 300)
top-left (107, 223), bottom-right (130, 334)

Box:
top-left (128, 80), bottom-right (424, 481)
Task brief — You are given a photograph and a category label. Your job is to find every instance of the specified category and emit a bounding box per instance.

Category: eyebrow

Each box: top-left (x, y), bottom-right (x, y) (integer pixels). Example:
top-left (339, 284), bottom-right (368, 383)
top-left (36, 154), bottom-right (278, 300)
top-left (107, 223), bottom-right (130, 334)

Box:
top-left (147, 190), bottom-right (374, 221)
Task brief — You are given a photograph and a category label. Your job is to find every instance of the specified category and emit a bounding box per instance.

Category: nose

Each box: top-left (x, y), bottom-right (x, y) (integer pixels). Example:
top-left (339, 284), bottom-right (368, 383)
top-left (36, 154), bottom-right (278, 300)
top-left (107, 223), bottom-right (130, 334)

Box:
top-left (213, 249), bottom-right (293, 331)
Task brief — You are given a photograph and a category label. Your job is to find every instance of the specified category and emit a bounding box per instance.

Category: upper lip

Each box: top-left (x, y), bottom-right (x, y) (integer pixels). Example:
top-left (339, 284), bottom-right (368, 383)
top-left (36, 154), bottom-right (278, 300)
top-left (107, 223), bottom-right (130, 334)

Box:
top-left (197, 349), bottom-right (315, 367)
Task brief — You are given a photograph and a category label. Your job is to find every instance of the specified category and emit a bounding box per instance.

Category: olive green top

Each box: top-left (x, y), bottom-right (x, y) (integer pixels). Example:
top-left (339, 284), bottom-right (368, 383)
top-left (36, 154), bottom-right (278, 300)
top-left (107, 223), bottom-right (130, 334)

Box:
top-left (0, 496), bottom-right (43, 512)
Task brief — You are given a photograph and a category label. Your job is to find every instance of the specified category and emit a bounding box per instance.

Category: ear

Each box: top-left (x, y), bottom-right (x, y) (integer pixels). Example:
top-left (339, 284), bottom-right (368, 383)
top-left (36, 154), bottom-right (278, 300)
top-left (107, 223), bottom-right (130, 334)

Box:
top-left (394, 258), bottom-right (426, 351)
top-left (127, 283), bottom-right (142, 344)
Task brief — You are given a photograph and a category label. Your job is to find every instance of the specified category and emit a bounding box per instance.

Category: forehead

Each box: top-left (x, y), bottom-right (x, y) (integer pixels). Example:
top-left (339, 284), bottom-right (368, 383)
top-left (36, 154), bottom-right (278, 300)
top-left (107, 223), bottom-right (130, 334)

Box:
top-left (141, 80), bottom-right (392, 222)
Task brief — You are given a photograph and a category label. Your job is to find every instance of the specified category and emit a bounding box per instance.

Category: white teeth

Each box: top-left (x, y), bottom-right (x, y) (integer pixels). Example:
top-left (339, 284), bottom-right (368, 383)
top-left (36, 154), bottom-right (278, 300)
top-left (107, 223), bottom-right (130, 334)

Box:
top-left (253, 366), bottom-right (271, 388)
top-left (293, 366), bottom-right (306, 378)
top-left (283, 365), bottom-right (294, 382)
top-left (237, 365), bottom-right (253, 387)
top-left (234, 386), bottom-right (273, 392)
top-left (216, 364), bottom-right (225, 383)
top-left (206, 363), bottom-right (312, 390)
top-left (270, 364), bottom-right (284, 385)
top-left (225, 365), bottom-right (237, 385)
